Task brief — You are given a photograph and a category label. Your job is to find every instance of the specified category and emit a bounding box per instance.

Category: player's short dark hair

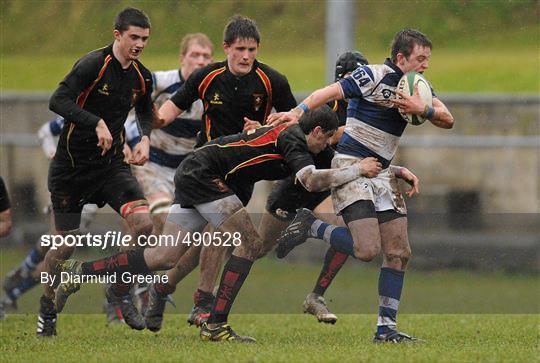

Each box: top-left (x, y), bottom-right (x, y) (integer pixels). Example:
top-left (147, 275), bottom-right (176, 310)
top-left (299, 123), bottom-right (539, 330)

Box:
top-left (335, 51), bottom-right (369, 81)
top-left (223, 15), bottom-right (260, 45)
top-left (390, 28), bottom-right (432, 63)
top-left (299, 105), bottom-right (339, 134)
top-left (114, 7), bottom-right (151, 33)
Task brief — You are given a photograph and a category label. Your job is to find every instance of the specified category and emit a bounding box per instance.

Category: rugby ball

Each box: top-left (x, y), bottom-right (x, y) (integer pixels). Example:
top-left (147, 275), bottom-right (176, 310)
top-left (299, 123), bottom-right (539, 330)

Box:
top-left (396, 72), bottom-right (433, 125)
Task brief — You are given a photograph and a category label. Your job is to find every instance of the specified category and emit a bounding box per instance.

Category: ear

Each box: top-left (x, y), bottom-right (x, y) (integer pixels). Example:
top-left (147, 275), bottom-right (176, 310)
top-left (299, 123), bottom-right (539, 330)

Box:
top-left (396, 52), bottom-right (406, 65)
top-left (313, 125), bottom-right (324, 136)
top-left (222, 42), bottom-right (230, 54)
top-left (113, 29), bottom-right (122, 41)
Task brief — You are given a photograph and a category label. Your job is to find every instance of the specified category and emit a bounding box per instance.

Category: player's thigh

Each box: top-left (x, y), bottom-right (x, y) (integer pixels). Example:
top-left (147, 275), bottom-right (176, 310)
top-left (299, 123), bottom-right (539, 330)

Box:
top-left (143, 205), bottom-right (205, 270)
top-left (379, 214), bottom-right (411, 267)
top-left (313, 195), bottom-right (343, 226)
top-left (101, 167), bottom-right (152, 235)
top-left (342, 200), bottom-right (382, 260)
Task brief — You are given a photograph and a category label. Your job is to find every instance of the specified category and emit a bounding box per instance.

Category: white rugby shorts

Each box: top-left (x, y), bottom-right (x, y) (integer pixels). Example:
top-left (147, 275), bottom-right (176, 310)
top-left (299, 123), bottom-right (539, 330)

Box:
top-left (331, 153), bottom-right (407, 215)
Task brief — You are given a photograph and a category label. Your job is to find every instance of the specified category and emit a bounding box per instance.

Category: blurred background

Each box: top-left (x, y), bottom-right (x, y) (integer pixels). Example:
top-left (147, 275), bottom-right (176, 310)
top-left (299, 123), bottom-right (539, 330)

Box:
top-left (0, 0), bottom-right (538, 314)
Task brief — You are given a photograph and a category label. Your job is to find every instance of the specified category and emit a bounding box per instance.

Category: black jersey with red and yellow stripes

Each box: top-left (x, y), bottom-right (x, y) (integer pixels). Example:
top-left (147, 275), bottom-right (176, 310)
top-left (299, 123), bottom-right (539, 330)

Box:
top-left (195, 124), bottom-right (325, 184)
top-left (328, 99), bottom-right (348, 127)
top-left (170, 60), bottom-right (297, 148)
top-left (49, 44), bottom-right (153, 168)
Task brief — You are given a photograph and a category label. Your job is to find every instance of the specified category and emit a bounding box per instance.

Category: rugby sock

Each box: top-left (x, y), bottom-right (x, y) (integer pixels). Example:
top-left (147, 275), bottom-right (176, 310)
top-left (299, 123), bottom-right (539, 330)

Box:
top-left (313, 247), bottom-right (348, 295)
top-left (377, 267), bottom-right (405, 334)
top-left (112, 282), bottom-right (132, 296)
top-left (81, 249), bottom-right (149, 276)
top-left (155, 282), bottom-right (176, 296)
top-left (310, 220), bottom-right (356, 257)
top-left (194, 289), bottom-right (214, 307)
top-left (20, 247), bottom-right (43, 277)
top-left (207, 255), bottom-right (253, 324)
top-left (5, 275), bottom-right (38, 302)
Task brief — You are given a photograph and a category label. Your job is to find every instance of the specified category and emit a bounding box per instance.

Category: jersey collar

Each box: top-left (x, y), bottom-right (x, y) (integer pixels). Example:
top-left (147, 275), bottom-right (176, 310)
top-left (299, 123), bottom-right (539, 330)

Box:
top-left (384, 58), bottom-right (403, 77)
top-left (225, 59), bottom-right (260, 78)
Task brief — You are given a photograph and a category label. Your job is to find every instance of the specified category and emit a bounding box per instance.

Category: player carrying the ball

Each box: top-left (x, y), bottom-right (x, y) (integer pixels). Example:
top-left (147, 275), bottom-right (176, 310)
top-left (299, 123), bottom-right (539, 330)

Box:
top-left (268, 28), bottom-right (454, 343)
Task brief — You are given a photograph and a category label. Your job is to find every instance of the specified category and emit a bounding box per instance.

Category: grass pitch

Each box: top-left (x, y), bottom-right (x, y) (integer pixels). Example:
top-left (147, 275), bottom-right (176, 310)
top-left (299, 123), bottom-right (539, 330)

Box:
top-left (0, 249), bottom-right (538, 362)
top-left (1, 314), bottom-right (537, 362)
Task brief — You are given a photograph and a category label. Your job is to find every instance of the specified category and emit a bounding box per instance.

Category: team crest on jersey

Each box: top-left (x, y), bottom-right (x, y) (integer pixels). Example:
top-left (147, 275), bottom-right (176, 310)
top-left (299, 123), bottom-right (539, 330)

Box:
top-left (98, 83), bottom-right (110, 96)
top-left (252, 93), bottom-right (264, 111)
top-left (382, 89), bottom-right (393, 99)
top-left (210, 92), bottom-right (223, 105)
top-left (212, 178), bottom-right (230, 192)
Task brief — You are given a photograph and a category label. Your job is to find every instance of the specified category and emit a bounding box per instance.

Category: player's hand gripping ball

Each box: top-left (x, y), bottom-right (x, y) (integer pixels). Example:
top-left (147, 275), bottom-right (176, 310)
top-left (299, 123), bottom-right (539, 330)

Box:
top-left (396, 72), bottom-right (433, 125)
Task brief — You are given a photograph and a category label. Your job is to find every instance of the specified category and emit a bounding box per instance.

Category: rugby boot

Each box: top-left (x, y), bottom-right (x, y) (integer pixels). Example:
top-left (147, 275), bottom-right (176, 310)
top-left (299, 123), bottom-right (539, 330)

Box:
top-left (276, 208), bottom-right (316, 258)
top-left (373, 330), bottom-right (425, 344)
top-left (103, 299), bottom-right (123, 324)
top-left (187, 305), bottom-right (211, 327)
top-left (36, 295), bottom-right (57, 337)
top-left (54, 259), bottom-right (82, 312)
top-left (187, 290), bottom-right (214, 327)
top-left (106, 284), bottom-right (145, 330)
top-left (303, 293), bottom-right (337, 324)
top-left (200, 322), bottom-right (256, 343)
top-left (144, 283), bottom-right (176, 332)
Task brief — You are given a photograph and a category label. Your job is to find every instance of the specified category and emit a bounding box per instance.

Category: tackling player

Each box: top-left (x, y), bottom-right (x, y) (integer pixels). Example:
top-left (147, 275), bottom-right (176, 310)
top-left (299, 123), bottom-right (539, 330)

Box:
top-left (269, 28), bottom-right (454, 343)
top-left (54, 106), bottom-right (382, 342)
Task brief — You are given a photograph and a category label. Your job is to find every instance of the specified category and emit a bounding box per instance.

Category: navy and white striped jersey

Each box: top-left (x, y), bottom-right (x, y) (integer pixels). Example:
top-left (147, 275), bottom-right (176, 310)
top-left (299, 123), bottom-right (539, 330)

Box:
top-left (126, 69), bottom-right (203, 169)
top-left (37, 116), bottom-right (65, 157)
top-left (337, 58), bottom-right (435, 168)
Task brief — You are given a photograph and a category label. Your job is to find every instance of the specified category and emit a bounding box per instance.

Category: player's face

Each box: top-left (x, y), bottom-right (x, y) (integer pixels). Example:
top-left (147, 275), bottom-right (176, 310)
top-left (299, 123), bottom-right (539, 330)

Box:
top-left (114, 26), bottom-right (150, 61)
top-left (307, 127), bottom-right (334, 154)
top-left (397, 44), bottom-right (431, 74)
top-left (223, 38), bottom-right (258, 76)
top-left (180, 42), bottom-right (213, 79)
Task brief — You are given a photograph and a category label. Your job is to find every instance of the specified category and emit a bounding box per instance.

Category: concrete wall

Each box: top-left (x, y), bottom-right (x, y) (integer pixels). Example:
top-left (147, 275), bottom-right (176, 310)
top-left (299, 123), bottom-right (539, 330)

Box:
top-left (1, 93), bottom-right (538, 214)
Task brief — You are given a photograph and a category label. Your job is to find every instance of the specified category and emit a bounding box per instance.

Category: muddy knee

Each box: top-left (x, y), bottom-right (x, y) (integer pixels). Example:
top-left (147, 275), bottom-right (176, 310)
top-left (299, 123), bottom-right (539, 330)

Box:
top-left (353, 243), bottom-right (380, 262)
top-left (384, 248), bottom-right (412, 268)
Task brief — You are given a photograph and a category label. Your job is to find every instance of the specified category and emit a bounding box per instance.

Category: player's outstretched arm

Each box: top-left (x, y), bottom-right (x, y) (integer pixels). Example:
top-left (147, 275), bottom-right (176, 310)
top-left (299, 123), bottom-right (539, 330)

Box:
top-left (267, 83), bottom-right (344, 126)
top-left (156, 100), bottom-right (184, 128)
top-left (297, 157), bottom-right (382, 192)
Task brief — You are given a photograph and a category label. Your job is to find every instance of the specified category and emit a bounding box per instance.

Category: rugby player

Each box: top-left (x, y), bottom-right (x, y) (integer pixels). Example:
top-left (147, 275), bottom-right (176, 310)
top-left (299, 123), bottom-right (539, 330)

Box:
top-left (268, 28), bottom-right (454, 343)
top-left (55, 106), bottom-right (382, 342)
top-left (38, 7), bottom-right (155, 337)
top-left (259, 51), bottom-right (369, 324)
top-left (154, 15), bottom-right (297, 327)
